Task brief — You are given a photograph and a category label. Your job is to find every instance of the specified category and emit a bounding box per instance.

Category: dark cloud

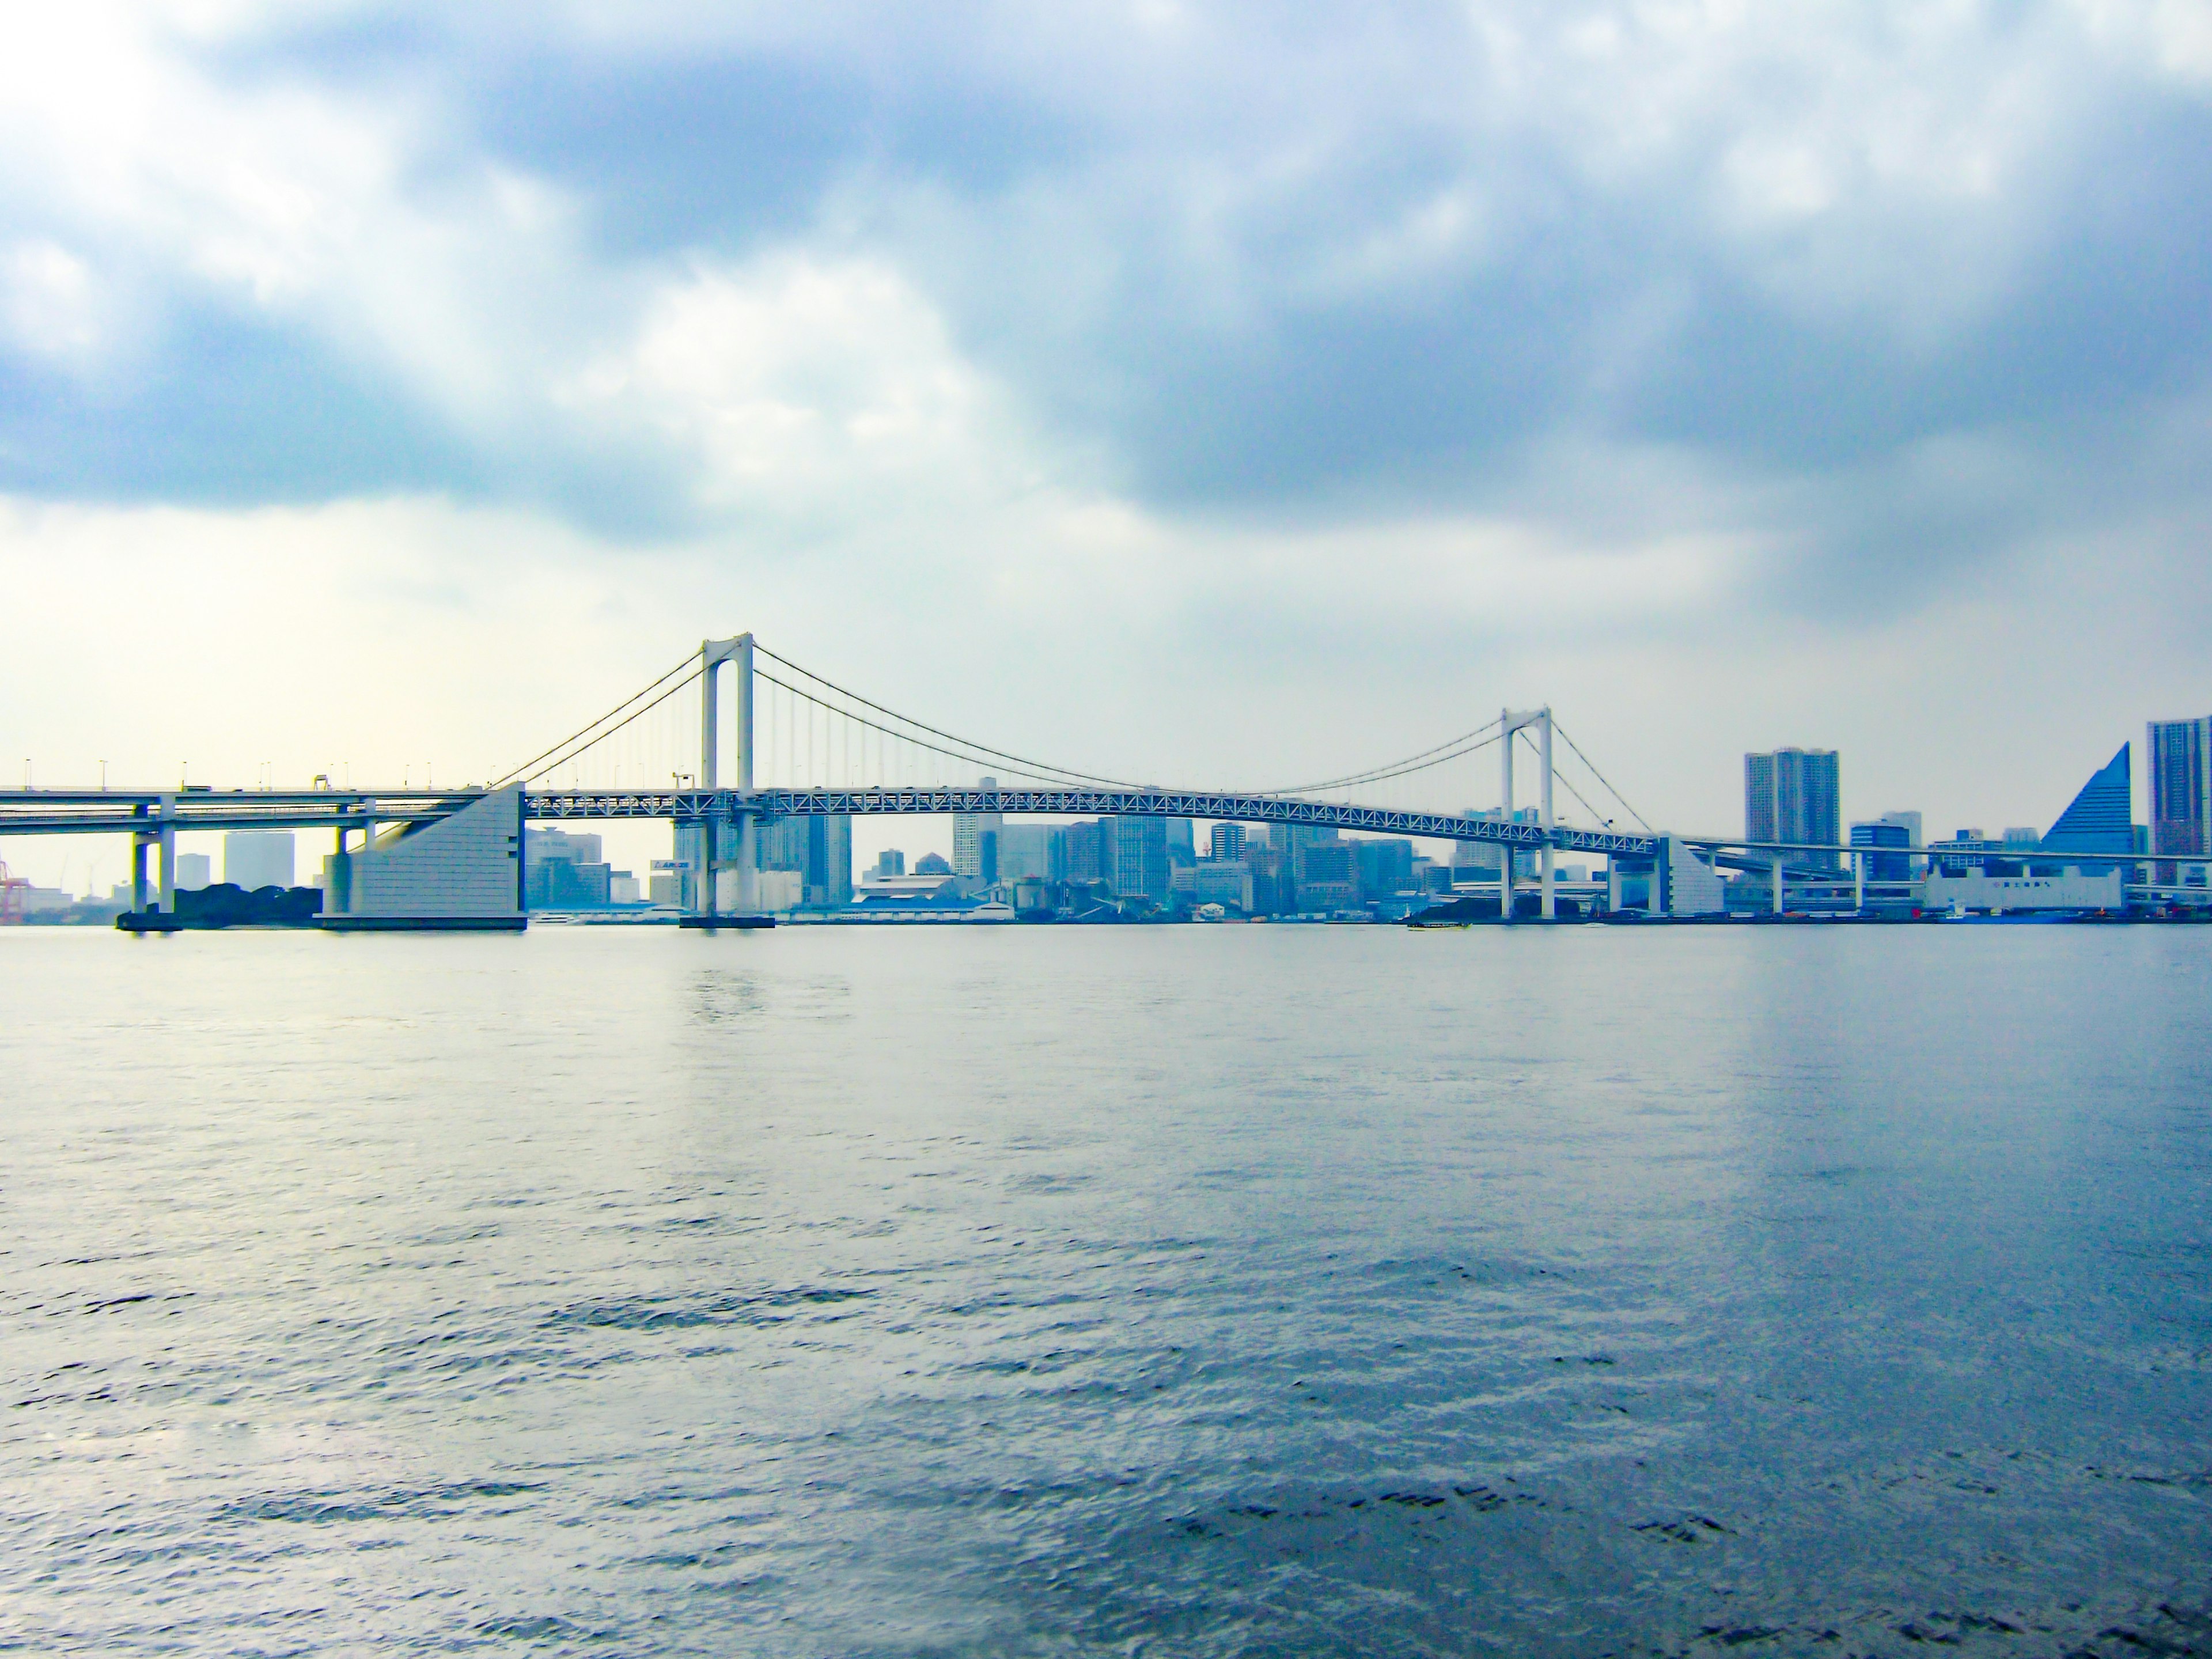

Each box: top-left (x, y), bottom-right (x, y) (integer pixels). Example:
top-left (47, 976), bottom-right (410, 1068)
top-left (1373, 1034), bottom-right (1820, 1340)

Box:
top-left (5, 0), bottom-right (2211, 589)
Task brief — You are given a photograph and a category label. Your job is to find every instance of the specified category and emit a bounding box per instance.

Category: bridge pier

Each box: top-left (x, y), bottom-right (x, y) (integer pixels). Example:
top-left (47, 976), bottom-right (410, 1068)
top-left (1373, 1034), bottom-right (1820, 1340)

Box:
top-left (694, 632), bottom-right (761, 922)
top-left (130, 832), bottom-right (149, 912)
top-left (1771, 859), bottom-right (1784, 915)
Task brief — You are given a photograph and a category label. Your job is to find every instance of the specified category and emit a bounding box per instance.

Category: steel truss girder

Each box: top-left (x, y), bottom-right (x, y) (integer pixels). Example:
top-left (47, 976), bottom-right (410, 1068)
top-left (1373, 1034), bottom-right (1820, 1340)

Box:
top-left (520, 787), bottom-right (1659, 856)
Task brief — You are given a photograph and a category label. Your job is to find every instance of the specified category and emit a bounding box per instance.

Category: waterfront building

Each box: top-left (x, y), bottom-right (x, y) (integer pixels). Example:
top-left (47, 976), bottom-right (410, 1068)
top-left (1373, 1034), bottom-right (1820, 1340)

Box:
top-left (609, 872), bottom-right (642, 905)
top-left (1849, 820), bottom-right (1913, 881)
top-left (875, 849), bottom-right (906, 877)
top-left (1184, 858), bottom-right (1250, 911)
top-left (2149, 718), bottom-right (2211, 861)
top-left (176, 853), bottom-right (211, 891)
top-left (914, 851), bottom-right (953, 876)
top-left (2040, 744), bottom-right (2134, 861)
top-left (953, 779), bottom-right (1002, 882)
top-left (1209, 823), bottom-right (1246, 861)
top-left (1745, 748), bottom-right (1840, 862)
top-left (648, 859), bottom-right (683, 907)
top-left (224, 830), bottom-right (296, 891)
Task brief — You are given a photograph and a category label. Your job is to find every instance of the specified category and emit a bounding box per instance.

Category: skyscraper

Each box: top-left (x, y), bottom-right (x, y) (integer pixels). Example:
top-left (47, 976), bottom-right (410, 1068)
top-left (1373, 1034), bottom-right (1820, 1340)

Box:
top-left (757, 814), bottom-right (853, 906)
top-left (2149, 719), bottom-right (2211, 859)
top-left (1166, 817), bottom-right (1196, 867)
top-left (998, 824), bottom-right (1066, 882)
top-left (1101, 816), bottom-right (1171, 906)
top-left (953, 778), bottom-right (1002, 883)
top-left (1745, 748), bottom-right (1841, 863)
top-left (1208, 823), bottom-right (1246, 861)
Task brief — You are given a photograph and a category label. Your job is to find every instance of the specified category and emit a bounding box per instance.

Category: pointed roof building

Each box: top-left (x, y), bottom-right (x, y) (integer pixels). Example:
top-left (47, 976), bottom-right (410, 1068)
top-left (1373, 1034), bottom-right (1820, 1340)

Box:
top-left (2041, 744), bottom-right (2133, 857)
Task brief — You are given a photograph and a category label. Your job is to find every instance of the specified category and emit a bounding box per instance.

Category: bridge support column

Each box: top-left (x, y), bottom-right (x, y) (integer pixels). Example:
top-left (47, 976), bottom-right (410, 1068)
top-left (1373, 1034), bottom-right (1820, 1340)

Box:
top-left (157, 822), bottom-right (176, 914)
top-left (1771, 859), bottom-right (1784, 915)
top-left (1539, 707), bottom-right (1555, 920)
top-left (1854, 850), bottom-right (1865, 914)
top-left (131, 833), bottom-right (150, 912)
top-left (1606, 860), bottom-right (1621, 915)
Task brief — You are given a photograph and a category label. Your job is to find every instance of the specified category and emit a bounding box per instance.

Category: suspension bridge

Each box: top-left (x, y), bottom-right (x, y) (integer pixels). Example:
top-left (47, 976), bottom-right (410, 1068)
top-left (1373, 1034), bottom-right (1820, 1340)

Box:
top-left (0, 634), bottom-right (2180, 927)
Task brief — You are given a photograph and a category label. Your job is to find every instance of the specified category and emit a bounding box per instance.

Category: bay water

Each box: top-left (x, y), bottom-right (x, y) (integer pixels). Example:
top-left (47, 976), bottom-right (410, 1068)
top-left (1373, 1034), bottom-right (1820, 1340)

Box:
top-left (3, 925), bottom-right (2209, 1655)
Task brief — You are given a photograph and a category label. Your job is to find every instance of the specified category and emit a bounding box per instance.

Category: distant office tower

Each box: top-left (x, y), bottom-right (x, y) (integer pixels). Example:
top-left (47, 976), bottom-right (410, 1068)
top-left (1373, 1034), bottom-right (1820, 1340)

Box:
top-left (1353, 838), bottom-right (1414, 899)
top-left (1101, 816), bottom-right (1171, 906)
top-left (1166, 817), bottom-right (1196, 868)
top-left (1878, 810), bottom-right (1923, 847)
top-left (1209, 823), bottom-right (1246, 861)
top-left (1849, 821), bottom-right (1912, 881)
top-left (953, 778), bottom-right (1002, 882)
top-left (757, 813), bottom-right (853, 906)
top-left (2149, 719), bottom-right (2211, 858)
top-left (176, 853), bottom-right (211, 891)
top-left (1064, 820), bottom-right (1104, 883)
top-left (224, 831), bottom-right (296, 891)
top-left (998, 824), bottom-right (1066, 882)
top-left (1276, 823), bottom-right (1341, 909)
top-left (876, 849), bottom-right (906, 877)
top-left (1745, 748), bottom-right (1840, 863)
top-left (525, 827), bottom-right (612, 907)
top-left (1294, 841), bottom-right (1359, 911)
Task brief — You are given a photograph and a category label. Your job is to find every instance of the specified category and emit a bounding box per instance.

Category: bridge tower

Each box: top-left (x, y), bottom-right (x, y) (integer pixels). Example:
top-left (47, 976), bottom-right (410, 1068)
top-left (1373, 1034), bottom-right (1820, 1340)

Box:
top-left (1501, 708), bottom-right (1556, 920)
top-left (697, 635), bottom-right (757, 917)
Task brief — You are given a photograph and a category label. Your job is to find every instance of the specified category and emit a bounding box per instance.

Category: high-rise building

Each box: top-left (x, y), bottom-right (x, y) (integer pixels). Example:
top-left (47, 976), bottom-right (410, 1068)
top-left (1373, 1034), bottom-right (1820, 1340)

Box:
top-left (1294, 841), bottom-right (1358, 911)
top-left (2149, 719), bottom-right (2211, 858)
top-left (1353, 838), bottom-right (1415, 899)
top-left (1275, 823), bottom-right (1340, 910)
top-left (176, 853), bottom-right (211, 891)
top-left (1064, 820), bottom-right (1104, 883)
top-left (1166, 817), bottom-right (1196, 867)
top-left (757, 814), bottom-right (853, 907)
top-left (1101, 816), bottom-right (1171, 907)
top-left (1878, 810), bottom-right (1923, 847)
top-left (953, 778), bottom-right (1002, 883)
top-left (1745, 748), bottom-right (1840, 864)
top-left (875, 849), bottom-right (906, 877)
top-left (224, 831), bottom-right (296, 891)
top-left (998, 824), bottom-right (1066, 882)
top-left (1208, 823), bottom-right (1246, 861)
top-left (525, 827), bottom-right (612, 907)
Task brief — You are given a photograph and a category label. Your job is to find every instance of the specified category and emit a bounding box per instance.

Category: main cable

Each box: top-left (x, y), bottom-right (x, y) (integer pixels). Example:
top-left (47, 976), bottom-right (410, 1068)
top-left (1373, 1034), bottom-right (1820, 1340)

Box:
top-left (492, 654), bottom-right (702, 788)
top-left (1552, 721), bottom-right (1652, 832)
top-left (754, 644), bottom-right (1153, 791)
top-left (1262, 717), bottom-right (1505, 797)
top-left (507, 664), bottom-right (704, 786)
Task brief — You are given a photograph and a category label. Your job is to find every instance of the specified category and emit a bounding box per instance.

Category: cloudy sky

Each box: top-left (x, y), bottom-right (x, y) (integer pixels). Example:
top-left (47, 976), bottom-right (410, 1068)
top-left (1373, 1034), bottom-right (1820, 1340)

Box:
top-left (4, 1), bottom-right (2210, 882)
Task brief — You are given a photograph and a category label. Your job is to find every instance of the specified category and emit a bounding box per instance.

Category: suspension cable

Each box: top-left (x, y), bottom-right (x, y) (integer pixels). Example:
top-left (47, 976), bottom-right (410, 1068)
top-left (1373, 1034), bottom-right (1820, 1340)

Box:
top-left (505, 664), bottom-right (704, 786)
top-left (1262, 716), bottom-right (1506, 796)
top-left (491, 653), bottom-right (701, 787)
top-left (753, 644), bottom-right (1153, 791)
top-left (1552, 721), bottom-right (1652, 832)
